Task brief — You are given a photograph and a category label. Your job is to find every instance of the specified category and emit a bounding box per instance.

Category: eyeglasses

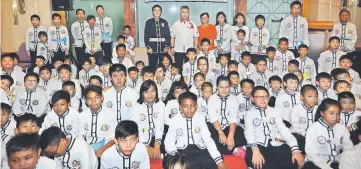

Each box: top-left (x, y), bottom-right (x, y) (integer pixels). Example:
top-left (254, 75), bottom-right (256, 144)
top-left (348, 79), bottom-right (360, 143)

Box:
top-left (44, 144), bottom-right (60, 157)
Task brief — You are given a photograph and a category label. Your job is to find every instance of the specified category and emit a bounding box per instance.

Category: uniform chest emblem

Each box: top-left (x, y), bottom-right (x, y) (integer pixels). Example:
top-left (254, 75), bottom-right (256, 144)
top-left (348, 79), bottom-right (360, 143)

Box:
top-left (101, 124), bottom-right (109, 131)
top-left (317, 136), bottom-right (327, 144)
top-left (107, 101), bottom-right (113, 108)
top-left (140, 114), bottom-right (146, 121)
top-left (276, 56), bottom-right (281, 61)
top-left (125, 101), bottom-right (132, 107)
top-left (335, 29), bottom-right (340, 34)
top-left (201, 106), bottom-right (207, 112)
top-left (41, 47), bottom-right (45, 51)
top-left (239, 103), bottom-right (246, 110)
top-left (105, 24), bottom-right (109, 27)
top-left (263, 33), bottom-right (267, 37)
top-left (176, 128), bottom-right (183, 136)
top-left (256, 79), bottom-right (262, 84)
top-left (95, 33), bottom-right (99, 36)
top-left (153, 112), bottom-right (159, 118)
top-left (20, 99), bottom-right (26, 105)
top-left (348, 30), bottom-right (353, 34)
top-left (51, 30), bottom-right (55, 35)
top-left (185, 68), bottom-right (190, 73)
top-left (326, 57), bottom-right (331, 62)
top-left (299, 117), bottom-right (306, 124)
top-left (28, 32), bottom-right (33, 36)
top-left (274, 67), bottom-right (278, 71)
top-left (75, 27), bottom-right (79, 31)
top-left (171, 108), bottom-right (178, 116)
top-left (253, 118), bottom-right (261, 126)
top-left (268, 117), bottom-right (275, 125)
top-left (67, 125), bottom-right (73, 130)
top-left (306, 65), bottom-right (311, 69)
top-left (33, 100), bottom-right (39, 105)
top-left (95, 23), bottom-right (99, 27)
top-left (288, 56), bottom-right (292, 60)
top-left (87, 33), bottom-right (90, 37)
top-left (132, 161), bottom-right (140, 169)
top-left (61, 30), bottom-right (66, 34)
top-left (253, 32), bottom-right (258, 36)
top-left (284, 101), bottom-right (289, 107)
top-left (287, 23), bottom-right (292, 28)
top-left (194, 127), bottom-right (201, 133)
top-left (85, 124), bottom-right (89, 131)
top-left (163, 89), bottom-right (168, 93)
top-left (72, 160), bottom-right (80, 167)
top-left (300, 24), bottom-right (304, 28)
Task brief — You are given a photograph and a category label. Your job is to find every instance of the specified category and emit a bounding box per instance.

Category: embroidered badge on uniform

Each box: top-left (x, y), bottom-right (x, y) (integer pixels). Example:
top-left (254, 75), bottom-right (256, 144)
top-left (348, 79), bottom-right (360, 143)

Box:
top-left (28, 32), bottom-right (33, 36)
top-left (85, 124), bottom-right (89, 131)
top-left (284, 101), bottom-right (289, 107)
top-left (132, 161), bottom-right (140, 169)
top-left (326, 57), bottom-right (331, 62)
top-left (171, 108), bottom-right (178, 116)
top-left (41, 47), bottom-right (45, 51)
top-left (299, 117), bottom-right (306, 124)
top-left (101, 124), bottom-right (109, 131)
top-left (51, 30), bottom-right (55, 35)
top-left (86, 33), bottom-right (90, 37)
top-left (253, 118), bottom-right (261, 126)
top-left (95, 33), bottom-right (99, 36)
top-left (61, 30), bottom-right (66, 34)
top-left (288, 56), bottom-right (292, 60)
top-left (201, 106), bottom-right (207, 112)
top-left (274, 67), bottom-right (278, 71)
top-left (20, 99), bottom-right (26, 105)
top-left (95, 23), bottom-right (99, 27)
top-left (33, 100), bottom-right (39, 105)
top-left (194, 127), bottom-right (200, 133)
top-left (348, 30), bottom-right (353, 34)
top-left (153, 112), bottom-right (159, 118)
top-left (72, 160), bottom-right (80, 167)
top-left (16, 81), bottom-right (21, 86)
top-left (300, 24), bottom-right (304, 28)
top-left (253, 32), bottom-right (258, 36)
top-left (176, 128), bottom-right (183, 136)
top-left (263, 33), bottom-right (267, 37)
top-left (185, 68), bottom-right (190, 73)
top-left (335, 29), bottom-right (339, 34)
top-left (161, 23), bottom-right (164, 27)
top-left (240, 103), bottom-right (246, 109)
top-left (67, 125), bottom-right (73, 130)
top-left (140, 114), bottom-right (146, 121)
top-left (105, 24), bottom-right (109, 27)
top-left (107, 101), bottom-right (112, 108)
top-left (125, 101), bottom-right (132, 107)
top-left (75, 27), bottom-right (79, 31)
top-left (306, 65), bottom-right (311, 69)
top-left (256, 79), bottom-right (262, 84)
top-left (317, 136), bottom-right (326, 144)
top-left (276, 56), bottom-right (281, 61)
top-left (163, 89), bottom-right (168, 93)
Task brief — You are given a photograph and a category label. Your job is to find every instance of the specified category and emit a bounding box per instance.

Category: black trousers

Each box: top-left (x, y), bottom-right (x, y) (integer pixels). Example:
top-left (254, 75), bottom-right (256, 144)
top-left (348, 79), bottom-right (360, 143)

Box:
top-left (162, 145), bottom-right (218, 169)
top-left (304, 161), bottom-right (339, 169)
top-left (148, 53), bottom-right (163, 69)
top-left (53, 50), bottom-right (65, 62)
top-left (85, 51), bottom-right (103, 65)
top-left (207, 123), bottom-right (246, 155)
top-left (174, 52), bottom-right (188, 71)
top-left (292, 133), bottom-right (305, 153)
top-left (245, 143), bottom-right (299, 169)
top-left (101, 42), bottom-right (112, 59)
top-left (30, 50), bottom-right (37, 66)
top-left (75, 45), bottom-right (86, 68)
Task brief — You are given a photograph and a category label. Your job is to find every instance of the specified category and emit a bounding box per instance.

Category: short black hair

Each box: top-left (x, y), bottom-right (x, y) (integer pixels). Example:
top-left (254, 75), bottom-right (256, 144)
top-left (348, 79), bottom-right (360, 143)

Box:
top-left (200, 38), bottom-right (210, 45)
top-left (83, 58), bottom-right (92, 65)
top-left (316, 72), bottom-right (332, 82)
top-left (1, 53), bottom-right (15, 61)
top-left (109, 64), bottom-right (127, 77)
top-left (116, 44), bottom-right (127, 51)
top-left (300, 84), bottom-right (317, 96)
top-left (180, 5), bottom-right (190, 10)
top-left (39, 127), bottom-right (66, 155)
top-left (62, 81), bottom-right (76, 90)
top-left (52, 13), bottom-right (61, 20)
top-left (241, 52), bottom-right (251, 59)
top-left (38, 31), bottom-right (47, 38)
top-left (241, 79), bottom-right (255, 88)
top-left (156, 64), bottom-right (166, 73)
top-left (152, 4), bottom-right (162, 12)
top-left (39, 66), bottom-right (51, 74)
top-left (269, 75), bottom-right (282, 84)
top-left (0, 75), bottom-right (14, 87)
top-left (339, 54), bottom-right (353, 63)
top-left (165, 81), bottom-right (189, 103)
top-left (52, 58), bottom-right (64, 64)
top-left (298, 44), bottom-right (308, 50)
top-left (228, 60), bottom-right (238, 67)
top-left (171, 63), bottom-right (180, 71)
top-left (161, 55), bottom-right (173, 64)
top-left (333, 80), bottom-right (349, 90)
top-left (329, 36), bottom-right (340, 43)
top-left (330, 68), bottom-right (350, 80)
top-left (124, 25), bottom-right (131, 31)
top-left (200, 12), bottom-right (209, 18)
top-left (283, 73), bottom-right (299, 83)
top-left (186, 48), bottom-right (197, 54)
top-left (266, 46), bottom-right (276, 53)
top-left (117, 35), bottom-right (126, 41)
top-left (255, 14), bottom-right (265, 22)
top-left (6, 133), bottom-right (40, 157)
top-left (288, 59), bottom-right (300, 67)
top-left (83, 85), bottom-right (103, 98)
top-left (137, 80), bottom-right (159, 104)
top-left (52, 90), bottom-right (71, 105)
top-left (237, 29), bottom-right (246, 35)
top-left (96, 5), bottom-right (104, 10)
top-left (178, 92), bottom-right (197, 105)
top-left (216, 76), bottom-right (229, 86)
top-left (89, 75), bottom-right (103, 85)
top-left (98, 57), bottom-right (112, 66)
top-left (115, 120), bottom-right (139, 139)
top-left (338, 91), bottom-right (355, 102)
top-left (339, 9), bottom-right (350, 16)
top-left (255, 57), bottom-right (267, 64)
top-left (76, 8), bottom-right (85, 14)
top-left (15, 113), bottom-right (39, 128)
top-left (87, 15), bottom-right (96, 21)
top-left (35, 55), bottom-right (46, 61)
top-left (201, 82), bottom-right (213, 91)
top-left (227, 71), bottom-right (239, 80)
top-left (290, 0), bottom-right (302, 9)
top-left (128, 66), bottom-right (138, 73)
top-left (57, 64), bottom-right (72, 73)
top-left (30, 14), bottom-right (40, 20)
top-left (251, 86), bottom-right (269, 97)
top-left (193, 72), bottom-right (205, 82)
top-left (10, 53), bottom-right (20, 60)
top-left (135, 61), bottom-right (145, 66)
top-left (278, 37), bottom-right (289, 44)
top-left (24, 72), bottom-right (40, 83)
top-left (1, 103), bottom-right (11, 115)
top-left (141, 66), bottom-right (155, 76)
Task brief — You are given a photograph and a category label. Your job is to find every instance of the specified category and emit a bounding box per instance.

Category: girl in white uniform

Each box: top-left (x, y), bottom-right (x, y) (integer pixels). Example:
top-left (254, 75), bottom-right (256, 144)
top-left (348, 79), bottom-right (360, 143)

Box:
top-left (214, 12), bottom-right (232, 59)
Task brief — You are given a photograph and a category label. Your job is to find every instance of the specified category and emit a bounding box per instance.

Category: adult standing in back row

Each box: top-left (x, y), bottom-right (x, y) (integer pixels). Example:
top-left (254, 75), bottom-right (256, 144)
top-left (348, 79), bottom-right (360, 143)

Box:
top-left (144, 4), bottom-right (171, 69)
top-left (279, 0), bottom-right (309, 57)
top-left (170, 5), bottom-right (199, 70)
top-left (96, 5), bottom-right (113, 59)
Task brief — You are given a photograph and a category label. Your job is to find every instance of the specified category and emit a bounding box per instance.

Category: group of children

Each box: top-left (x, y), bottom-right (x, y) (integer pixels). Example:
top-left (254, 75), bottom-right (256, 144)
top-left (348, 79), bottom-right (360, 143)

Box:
top-left (1, 1), bottom-right (361, 169)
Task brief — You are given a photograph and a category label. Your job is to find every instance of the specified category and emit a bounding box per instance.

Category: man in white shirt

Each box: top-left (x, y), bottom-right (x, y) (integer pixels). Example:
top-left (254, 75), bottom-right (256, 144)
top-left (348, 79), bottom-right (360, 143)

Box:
top-left (96, 5), bottom-right (113, 59)
top-left (71, 9), bottom-right (89, 67)
top-left (170, 5), bottom-right (199, 69)
top-left (279, 0), bottom-right (309, 57)
top-left (26, 15), bottom-right (47, 66)
top-left (84, 15), bottom-right (103, 64)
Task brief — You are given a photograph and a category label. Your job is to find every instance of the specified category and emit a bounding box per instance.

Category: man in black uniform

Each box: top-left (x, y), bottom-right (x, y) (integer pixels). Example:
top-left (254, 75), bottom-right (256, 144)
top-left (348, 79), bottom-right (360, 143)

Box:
top-left (144, 5), bottom-right (171, 69)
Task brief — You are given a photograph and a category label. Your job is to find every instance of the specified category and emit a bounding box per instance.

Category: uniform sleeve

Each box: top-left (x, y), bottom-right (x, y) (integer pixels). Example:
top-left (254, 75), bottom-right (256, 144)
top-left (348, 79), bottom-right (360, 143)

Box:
top-left (331, 24), bottom-right (337, 37)
top-left (109, 18), bottom-right (113, 36)
top-left (182, 64), bottom-right (188, 77)
top-left (144, 20), bottom-right (151, 48)
top-left (317, 53), bottom-right (326, 73)
top-left (164, 20), bottom-right (171, 47)
top-left (25, 28), bottom-right (30, 51)
top-left (305, 128), bottom-right (333, 169)
top-left (80, 145), bottom-right (98, 169)
top-left (244, 110), bottom-right (257, 147)
top-left (164, 118), bottom-right (178, 155)
top-left (274, 111), bottom-right (300, 152)
top-left (39, 113), bottom-right (51, 133)
top-left (75, 81), bottom-right (82, 99)
top-left (350, 25), bottom-right (357, 50)
top-left (84, 30), bottom-right (90, 51)
top-left (12, 97), bottom-right (23, 117)
top-left (170, 22), bottom-right (176, 37)
top-left (193, 22), bottom-right (199, 38)
top-left (243, 26), bottom-right (250, 42)
top-left (264, 29), bottom-right (270, 46)
top-left (302, 19), bottom-right (310, 46)
top-left (279, 20), bottom-right (286, 39)
top-left (199, 118), bottom-right (223, 164)
top-left (48, 28), bottom-right (53, 51)
top-left (207, 97), bottom-right (218, 123)
top-left (71, 23), bottom-right (77, 41)
top-left (311, 61), bottom-right (317, 85)
top-left (289, 107), bottom-right (302, 135)
top-left (155, 103), bottom-right (165, 143)
top-left (139, 145), bottom-right (151, 169)
top-left (64, 28), bottom-right (70, 50)
top-left (230, 98), bottom-right (239, 124)
top-left (342, 127), bottom-right (354, 151)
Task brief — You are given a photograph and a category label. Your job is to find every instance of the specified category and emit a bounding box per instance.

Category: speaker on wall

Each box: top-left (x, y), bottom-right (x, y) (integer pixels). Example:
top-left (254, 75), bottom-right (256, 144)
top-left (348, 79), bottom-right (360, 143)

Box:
top-left (52, 0), bottom-right (73, 11)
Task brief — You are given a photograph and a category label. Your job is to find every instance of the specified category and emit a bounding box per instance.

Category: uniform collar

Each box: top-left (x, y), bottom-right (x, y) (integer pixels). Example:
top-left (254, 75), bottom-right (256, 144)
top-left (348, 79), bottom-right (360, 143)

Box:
top-left (342, 110), bottom-right (355, 115)
top-left (2, 69), bottom-right (13, 75)
top-left (243, 94), bottom-right (251, 99)
top-left (217, 94), bottom-right (229, 100)
top-left (116, 146), bottom-right (131, 158)
top-left (91, 106), bottom-right (102, 115)
top-left (236, 24), bottom-right (244, 28)
top-left (341, 22), bottom-right (348, 26)
top-left (301, 103), bottom-right (313, 112)
top-left (180, 18), bottom-right (189, 23)
top-left (58, 109), bottom-right (70, 117)
top-left (318, 118), bottom-right (332, 129)
top-left (26, 88), bottom-right (36, 93)
top-left (316, 86), bottom-right (327, 94)
top-left (1, 119), bottom-right (11, 129)
top-left (144, 101), bottom-right (154, 107)
top-left (272, 88), bottom-right (282, 95)
top-left (256, 70), bottom-right (265, 75)
top-left (284, 88), bottom-right (295, 95)
top-left (66, 136), bottom-right (76, 152)
top-left (180, 112), bottom-right (193, 120)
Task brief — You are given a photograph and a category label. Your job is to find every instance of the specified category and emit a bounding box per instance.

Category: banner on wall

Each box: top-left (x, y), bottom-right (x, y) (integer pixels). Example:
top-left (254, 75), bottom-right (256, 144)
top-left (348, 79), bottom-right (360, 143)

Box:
top-left (145, 0), bottom-right (227, 2)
